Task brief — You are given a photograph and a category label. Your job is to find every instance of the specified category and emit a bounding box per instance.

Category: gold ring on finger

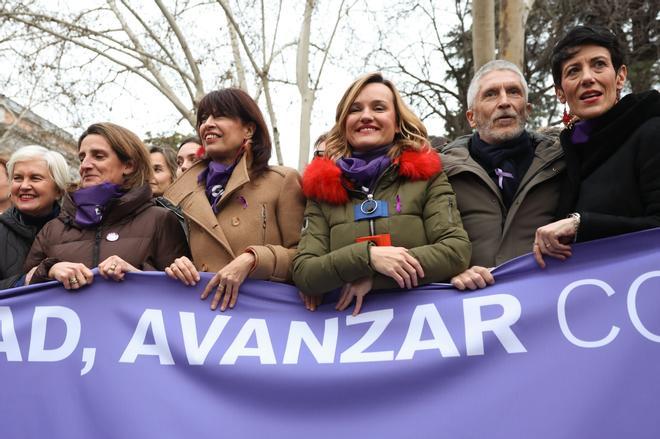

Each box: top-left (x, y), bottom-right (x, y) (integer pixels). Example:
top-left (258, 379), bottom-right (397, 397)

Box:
top-left (69, 277), bottom-right (79, 284)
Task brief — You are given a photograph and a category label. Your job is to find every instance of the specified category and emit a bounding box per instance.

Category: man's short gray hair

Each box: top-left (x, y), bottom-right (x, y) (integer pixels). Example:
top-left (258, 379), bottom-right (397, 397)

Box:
top-left (7, 145), bottom-right (72, 192)
top-left (466, 60), bottom-right (529, 109)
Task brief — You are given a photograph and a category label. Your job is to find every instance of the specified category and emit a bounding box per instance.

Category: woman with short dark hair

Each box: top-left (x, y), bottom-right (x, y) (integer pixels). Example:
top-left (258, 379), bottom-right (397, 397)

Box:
top-left (25, 122), bottom-right (189, 288)
top-left (534, 25), bottom-right (660, 267)
top-left (165, 88), bottom-right (305, 311)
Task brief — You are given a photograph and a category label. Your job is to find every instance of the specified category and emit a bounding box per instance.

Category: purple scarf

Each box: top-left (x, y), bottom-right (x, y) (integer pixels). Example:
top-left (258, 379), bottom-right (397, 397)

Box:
top-left (71, 183), bottom-right (124, 228)
top-left (337, 145), bottom-right (392, 191)
top-left (571, 119), bottom-right (599, 144)
top-left (198, 160), bottom-right (239, 213)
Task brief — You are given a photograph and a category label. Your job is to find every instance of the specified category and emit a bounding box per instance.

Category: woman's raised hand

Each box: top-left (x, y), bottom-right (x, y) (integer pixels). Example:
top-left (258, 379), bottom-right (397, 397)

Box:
top-left (368, 246), bottom-right (424, 289)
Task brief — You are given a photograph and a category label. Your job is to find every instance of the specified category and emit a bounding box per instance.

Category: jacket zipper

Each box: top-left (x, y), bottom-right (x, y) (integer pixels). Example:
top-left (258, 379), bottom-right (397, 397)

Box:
top-left (93, 227), bottom-right (102, 267)
top-left (260, 204), bottom-right (267, 244)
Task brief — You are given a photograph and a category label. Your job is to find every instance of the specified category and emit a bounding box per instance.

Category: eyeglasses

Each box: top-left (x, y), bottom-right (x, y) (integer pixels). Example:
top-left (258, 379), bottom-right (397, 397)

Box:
top-left (313, 150), bottom-right (324, 158)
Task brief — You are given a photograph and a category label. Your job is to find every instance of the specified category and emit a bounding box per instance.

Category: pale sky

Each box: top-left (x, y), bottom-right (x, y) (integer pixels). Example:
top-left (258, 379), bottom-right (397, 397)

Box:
top-left (2, 0), bottom-right (460, 167)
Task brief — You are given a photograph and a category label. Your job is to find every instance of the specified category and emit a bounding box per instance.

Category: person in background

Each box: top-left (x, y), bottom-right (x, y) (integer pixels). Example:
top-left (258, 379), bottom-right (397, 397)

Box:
top-left (313, 132), bottom-right (328, 158)
top-left (149, 146), bottom-right (177, 197)
top-left (0, 158), bottom-right (12, 214)
top-left (534, 25), bottom-right (660, 267)
top-left (176, 136), bottom-right (202, 177)
top-left (440, 60), bottom-right (564, 290)
top-left (293, 72), bottom-right (470, 315)
top-left (0, 146), bottom-right (71, 289)
top-left (25, 122), bottom-right (189, 289)
top-left (165, 89), bottom-right (305, 311)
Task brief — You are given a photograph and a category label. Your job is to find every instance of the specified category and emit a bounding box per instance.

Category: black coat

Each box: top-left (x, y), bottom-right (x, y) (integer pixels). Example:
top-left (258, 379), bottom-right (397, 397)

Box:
top-left (557, 90), bottom-right (660, 242)
top-left (0, 206), bottom-right (56, 289)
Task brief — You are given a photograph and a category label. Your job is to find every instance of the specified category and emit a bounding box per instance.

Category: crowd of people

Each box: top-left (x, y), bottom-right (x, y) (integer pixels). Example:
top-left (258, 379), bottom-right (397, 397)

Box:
top-left (1, 25), bottom-right (658, 316)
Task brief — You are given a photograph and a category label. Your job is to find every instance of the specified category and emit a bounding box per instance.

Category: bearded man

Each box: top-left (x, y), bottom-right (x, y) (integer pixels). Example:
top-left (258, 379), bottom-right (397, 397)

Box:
top-left (440, 60), bottom-right (565, 290)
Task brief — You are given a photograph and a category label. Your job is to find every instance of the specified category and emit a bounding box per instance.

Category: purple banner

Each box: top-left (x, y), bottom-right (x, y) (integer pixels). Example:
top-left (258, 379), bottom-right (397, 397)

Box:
top-left (2, 229), bottom-right (660, 438)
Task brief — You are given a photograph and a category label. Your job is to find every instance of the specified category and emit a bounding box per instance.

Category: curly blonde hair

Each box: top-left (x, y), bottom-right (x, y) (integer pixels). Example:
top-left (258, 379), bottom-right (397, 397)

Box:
top-left (324, 72), bottom-right (429, 161)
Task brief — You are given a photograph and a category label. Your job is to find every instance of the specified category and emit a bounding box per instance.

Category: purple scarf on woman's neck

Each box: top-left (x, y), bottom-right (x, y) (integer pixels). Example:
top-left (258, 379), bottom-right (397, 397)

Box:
top-left (337, 144), bottom-right (393, 191)
top-left (571, 119), bottom-right (599, 144)
top-left (71, 182), bottom-right (124, 228)
top-left (198, 159), bottom-right (240, 213)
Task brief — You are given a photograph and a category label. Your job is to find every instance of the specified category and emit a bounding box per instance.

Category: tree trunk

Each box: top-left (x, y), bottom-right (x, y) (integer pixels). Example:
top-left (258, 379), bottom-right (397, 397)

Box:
top-left (499, 0), bottom-right (525, 69)
top-left (227, 14), bottom-right (248, 92)
top-left (472, 0), bottom-right (495, 72)
top-left (296, 0), bottom-right (314, 171)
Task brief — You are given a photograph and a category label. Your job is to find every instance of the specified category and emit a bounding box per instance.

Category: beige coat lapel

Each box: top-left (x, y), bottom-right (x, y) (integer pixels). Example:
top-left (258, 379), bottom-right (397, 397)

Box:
top-left (164, 161), bottom-right (235, 258)
top-left (215, 154), bottom-right (250, 211)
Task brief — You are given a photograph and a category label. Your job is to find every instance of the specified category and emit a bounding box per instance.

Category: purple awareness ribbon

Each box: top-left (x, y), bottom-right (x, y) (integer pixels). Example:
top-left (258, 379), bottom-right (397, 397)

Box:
top-left (494, 168), bottom-right (514, 189)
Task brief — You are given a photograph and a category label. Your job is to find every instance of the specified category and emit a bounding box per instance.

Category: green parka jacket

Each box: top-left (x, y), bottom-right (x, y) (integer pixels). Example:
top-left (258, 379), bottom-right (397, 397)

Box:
top-left (292, 149), bottom-right (471, 295)
top-left (440, 131), bottom-right (564, 267)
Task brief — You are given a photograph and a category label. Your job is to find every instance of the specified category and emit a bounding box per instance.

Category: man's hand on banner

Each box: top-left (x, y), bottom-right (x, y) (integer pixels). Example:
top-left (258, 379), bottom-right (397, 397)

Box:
top-left (451, 266), bottom-right (495, 291)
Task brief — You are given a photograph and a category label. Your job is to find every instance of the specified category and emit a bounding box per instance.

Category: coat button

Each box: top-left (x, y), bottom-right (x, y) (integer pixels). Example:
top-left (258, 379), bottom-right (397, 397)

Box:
top-left (231, 217), bottom-right (240, 226)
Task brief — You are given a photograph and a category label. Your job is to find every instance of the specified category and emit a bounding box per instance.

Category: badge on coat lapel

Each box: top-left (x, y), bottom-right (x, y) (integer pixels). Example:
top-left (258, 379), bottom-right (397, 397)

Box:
top-left (106, 232), bottom-right (119, 242)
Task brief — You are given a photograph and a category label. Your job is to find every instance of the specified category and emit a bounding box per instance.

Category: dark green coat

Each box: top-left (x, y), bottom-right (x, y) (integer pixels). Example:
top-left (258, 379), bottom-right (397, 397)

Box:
top-left (293, 149), bottom-right (471, 295)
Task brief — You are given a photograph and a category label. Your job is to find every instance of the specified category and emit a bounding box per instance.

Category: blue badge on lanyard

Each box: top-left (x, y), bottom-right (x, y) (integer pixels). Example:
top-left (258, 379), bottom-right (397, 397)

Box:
top-left (354, 195), bottom-right (389, 221)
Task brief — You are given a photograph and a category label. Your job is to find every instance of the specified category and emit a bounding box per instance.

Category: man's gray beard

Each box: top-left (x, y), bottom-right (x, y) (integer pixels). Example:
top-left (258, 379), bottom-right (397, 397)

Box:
top-left (478, 115), bottom-right (528, 144)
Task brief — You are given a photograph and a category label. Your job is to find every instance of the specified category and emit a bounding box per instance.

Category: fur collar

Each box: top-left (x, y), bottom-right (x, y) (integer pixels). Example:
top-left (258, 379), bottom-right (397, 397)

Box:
top-left (302, 148), bottom-right (442, 204)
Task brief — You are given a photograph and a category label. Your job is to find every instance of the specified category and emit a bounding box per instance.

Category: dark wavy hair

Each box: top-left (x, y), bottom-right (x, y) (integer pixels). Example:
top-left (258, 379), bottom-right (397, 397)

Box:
top-left (196, 89), bottom-right (271, 177)
top-left (551, 25), bottom-right (626, 86)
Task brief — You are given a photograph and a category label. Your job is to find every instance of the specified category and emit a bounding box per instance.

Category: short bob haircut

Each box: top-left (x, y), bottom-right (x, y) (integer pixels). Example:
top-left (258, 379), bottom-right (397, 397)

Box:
top-left (7, 145), bottom-right (71, 193)
top-left (467, 60), bottom-right (529, 109)
top-left (196, 89), bottom-right (271, 177)
top-left (149, 146), bottom-right (177, 182)
top-left (324, 72), bottom-right (429, 162)
top-left (551, 25), bottom-right (626, 86)
top-left (78, 122), bottom-right (153, 189)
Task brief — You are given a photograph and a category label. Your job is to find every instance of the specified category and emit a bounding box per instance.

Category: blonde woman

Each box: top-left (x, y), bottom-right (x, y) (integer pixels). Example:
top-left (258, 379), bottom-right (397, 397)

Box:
top-left (293, 73), bottom-right (471, 315)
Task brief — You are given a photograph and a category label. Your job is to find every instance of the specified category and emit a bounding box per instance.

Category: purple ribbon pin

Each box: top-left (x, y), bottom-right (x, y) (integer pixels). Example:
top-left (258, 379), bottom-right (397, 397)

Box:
top-left (494, 168), bottom-right (514, 189)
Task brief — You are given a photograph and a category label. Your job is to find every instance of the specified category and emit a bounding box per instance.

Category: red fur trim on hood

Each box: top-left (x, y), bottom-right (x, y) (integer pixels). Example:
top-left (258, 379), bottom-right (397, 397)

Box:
top-left (302, 149), bottom-right (442, 204)
top-left (396, 148), bottom-right (442, 180)
top-left (302, 158), bottom-right (349, 204)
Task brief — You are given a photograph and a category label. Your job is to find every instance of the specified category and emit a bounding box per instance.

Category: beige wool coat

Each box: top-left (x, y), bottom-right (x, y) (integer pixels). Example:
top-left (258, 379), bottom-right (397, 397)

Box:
top-left (164, 155), bottom-right (305, 282)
